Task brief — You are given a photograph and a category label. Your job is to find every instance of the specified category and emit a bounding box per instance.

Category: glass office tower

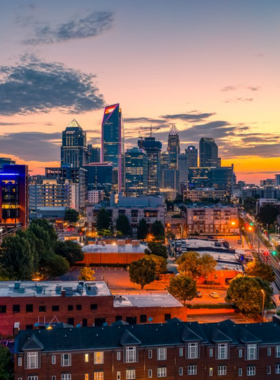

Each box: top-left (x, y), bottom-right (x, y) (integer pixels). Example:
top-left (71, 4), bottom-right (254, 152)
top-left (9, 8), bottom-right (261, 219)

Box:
top-left (101, 104), bottom-right (124, 192)
top-left (125, 147), bottom-right (148, 197)
top-left (61, 119), bottom-right (88, 168)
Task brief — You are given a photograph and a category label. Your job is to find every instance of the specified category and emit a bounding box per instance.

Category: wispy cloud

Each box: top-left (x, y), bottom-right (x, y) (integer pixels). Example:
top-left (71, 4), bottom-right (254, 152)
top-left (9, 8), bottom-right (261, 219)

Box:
top-left (221, 85), bottom-right (260, 92)
top-left (123, 117), bottom-right (164, 124)
top-left (161, 112), bottom-right (215, 122)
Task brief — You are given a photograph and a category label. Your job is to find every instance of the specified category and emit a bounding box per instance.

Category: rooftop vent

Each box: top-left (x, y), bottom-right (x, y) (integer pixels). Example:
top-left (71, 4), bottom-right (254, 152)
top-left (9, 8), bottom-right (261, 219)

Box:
top-left (117, 240), bottom-right (126, 246)
top-left (55, 285), bottom-right (62, 294)
top-left (132, 240), bottom-right (140, 247)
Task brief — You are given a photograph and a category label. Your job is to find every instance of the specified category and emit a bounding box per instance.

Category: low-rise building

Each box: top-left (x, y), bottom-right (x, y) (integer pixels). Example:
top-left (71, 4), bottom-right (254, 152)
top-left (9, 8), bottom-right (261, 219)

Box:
top-left (183, 188), bottom-right (229, 202)
top-left (14, 317), bottom-right (280, 380)
top-left (88, 190), bottom-right (104, 204)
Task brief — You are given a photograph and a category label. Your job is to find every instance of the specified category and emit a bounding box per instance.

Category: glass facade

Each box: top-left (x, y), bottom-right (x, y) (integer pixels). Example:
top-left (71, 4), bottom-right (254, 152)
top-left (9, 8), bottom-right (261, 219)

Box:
top-left (125, 148), bottom-right (148, 197)
top-left (61, 119), bottom-right (88, 168)
top-left (199, 138), bottom-right (219, 167)
top-left (188, 166), bottom-right (234, 193)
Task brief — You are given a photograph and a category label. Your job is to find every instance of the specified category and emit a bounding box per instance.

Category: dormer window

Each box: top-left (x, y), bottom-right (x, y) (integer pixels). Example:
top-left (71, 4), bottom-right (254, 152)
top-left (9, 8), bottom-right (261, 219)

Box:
top-left (218, 344), bottom-right (228, 360)
top-left (247, 345), bottom-right (257, 360)
top-left (27, 352), bottom-right (38, 369)
top-left (188, 343), bottom-right (198, 359)
top-left (126, 347), bottom-right (136, 363)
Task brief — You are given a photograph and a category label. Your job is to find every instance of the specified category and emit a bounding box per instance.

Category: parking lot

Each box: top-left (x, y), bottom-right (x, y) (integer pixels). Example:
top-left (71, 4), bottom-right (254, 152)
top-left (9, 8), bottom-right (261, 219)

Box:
top-left (187, 312), bottom-right (251, 324)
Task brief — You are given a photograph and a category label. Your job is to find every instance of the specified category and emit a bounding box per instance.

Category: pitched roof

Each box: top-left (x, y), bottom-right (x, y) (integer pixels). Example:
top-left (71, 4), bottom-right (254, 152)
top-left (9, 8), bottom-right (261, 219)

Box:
top-left (211, 327), bottom-right (233, 343)
top-left (181, 326), bottom-right (203, 342)
top-left (240, 328), bottom-right (262, 343)
top-left (22, 334), bottom-right (44, 351)
top-left (120, 329), bottom-right (142, 346)
top-left (112, 320), bottom-right (129, 326)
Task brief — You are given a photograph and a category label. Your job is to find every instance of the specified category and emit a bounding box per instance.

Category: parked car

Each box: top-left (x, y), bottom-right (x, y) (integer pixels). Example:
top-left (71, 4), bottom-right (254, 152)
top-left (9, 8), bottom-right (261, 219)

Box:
top-left (209, 292), bottom-right (219, 299)
top-left (196, 291), bottom-right (203, 298)
top-left (237, 239), bottom-right (242, 244)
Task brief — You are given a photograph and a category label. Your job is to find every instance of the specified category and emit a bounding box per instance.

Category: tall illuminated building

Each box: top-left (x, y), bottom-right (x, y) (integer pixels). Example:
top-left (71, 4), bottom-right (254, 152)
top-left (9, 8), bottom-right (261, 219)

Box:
top-left (61, 119), bottom-right (88, 168)
top-left (125, 147), bottom-right (148, 197)
top-left (167, 125), bottom-right (180, 169)
top-left (199, 138), bottom-right (219, 167)
top-left (185, 146), bottom-right (198, 168)
top-left (101, 104), bottom-right (124, 192)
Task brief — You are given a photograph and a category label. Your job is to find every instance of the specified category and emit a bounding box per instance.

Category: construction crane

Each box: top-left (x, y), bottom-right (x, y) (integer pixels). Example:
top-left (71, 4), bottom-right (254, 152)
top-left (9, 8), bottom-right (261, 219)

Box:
top-left (138, 125), bottom-right (161, 139)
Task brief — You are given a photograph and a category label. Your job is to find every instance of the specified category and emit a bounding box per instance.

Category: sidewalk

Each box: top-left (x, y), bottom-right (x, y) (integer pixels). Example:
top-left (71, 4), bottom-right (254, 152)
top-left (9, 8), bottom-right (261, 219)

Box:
top-left (271, 282), bottom-right (280, 307)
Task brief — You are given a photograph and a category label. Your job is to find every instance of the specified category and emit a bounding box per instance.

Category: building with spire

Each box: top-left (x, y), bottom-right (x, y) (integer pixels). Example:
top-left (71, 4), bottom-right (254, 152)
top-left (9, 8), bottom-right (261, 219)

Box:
top-left (167, 125), bottom-right (180, 169)
top-left (61, 119), bottom-right (88, 168)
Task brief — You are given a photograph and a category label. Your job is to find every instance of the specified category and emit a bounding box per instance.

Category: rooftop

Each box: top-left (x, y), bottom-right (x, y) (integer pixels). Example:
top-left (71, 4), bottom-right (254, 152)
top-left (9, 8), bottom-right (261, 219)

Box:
top-left (82, 243), bottom-right (147, 254)
top-left (113, 293), bottom-right (183, 308)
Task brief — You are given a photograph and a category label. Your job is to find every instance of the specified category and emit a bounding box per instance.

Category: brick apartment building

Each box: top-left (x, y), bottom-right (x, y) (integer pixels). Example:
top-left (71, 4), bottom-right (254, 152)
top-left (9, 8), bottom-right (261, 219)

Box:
top-left (0, 281), bottom-right (185, 337)
top-left (14, 317), bottom-right (280, 380)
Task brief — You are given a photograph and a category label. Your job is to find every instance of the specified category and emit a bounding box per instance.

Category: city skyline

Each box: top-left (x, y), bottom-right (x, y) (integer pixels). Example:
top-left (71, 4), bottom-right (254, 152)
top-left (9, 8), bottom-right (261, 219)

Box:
top-left (0, 0), bottom-right (280, 183)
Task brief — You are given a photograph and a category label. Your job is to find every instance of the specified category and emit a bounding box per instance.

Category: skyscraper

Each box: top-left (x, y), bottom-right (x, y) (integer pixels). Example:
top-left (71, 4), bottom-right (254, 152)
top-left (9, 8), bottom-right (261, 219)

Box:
top-left (167, 125), bottom-right (180, 169)
top-left (125, 147), bottom-right (148, 197)
top-left (178, 153), bottom-right (188, 182)
top-left (199, 138), bottom-right (219, 167)
top-left (61, 119), bottom-right (88, 168)
top-left (87, 145), bottom-right (100, 163)
top-left (101, 104), bottom-right (124, 192)
top-left (185, 146), bottom-right (198, 168)
top-left (138, 137), bottom-right (162, 194)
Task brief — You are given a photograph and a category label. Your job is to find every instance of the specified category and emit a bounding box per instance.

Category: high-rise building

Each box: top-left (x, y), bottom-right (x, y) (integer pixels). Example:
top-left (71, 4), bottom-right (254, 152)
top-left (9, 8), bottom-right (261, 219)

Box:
top-left (178, 153), bottom-right (188, 183)
top-left (83, 163), bottom-right (113, 193)
top-left (188, 166), bottom-right (234, 194)
top-left (101, 104), bottom-right (124, 192)
top-left (0, 157), bottom-right (16, 168)
top-left (275, 175), bottom-right (280, 186)
top-left (125, 147), bottom-right (148, 197)
top-left (61, 119), bottom-right (88, 168)
top-left (161, 169), bottom-right (180, 192)
top-left (167, 125), bottom-right (180, 169)
top-left (138, 137), bottom-right (162, 194)
top-left (0, 165), bottom-right (29, 230)
top-left (199, 138), bottom-right (219, 167)
top-left (185, 146), bottom-right (198, 168)
top-left (87, 145), bottom-right (100, 163)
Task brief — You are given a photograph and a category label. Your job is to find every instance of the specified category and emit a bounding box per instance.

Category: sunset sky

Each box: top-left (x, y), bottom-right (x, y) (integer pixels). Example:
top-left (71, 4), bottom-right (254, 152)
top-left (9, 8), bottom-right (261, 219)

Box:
top-left (0, 0), bottom-right (279, 183)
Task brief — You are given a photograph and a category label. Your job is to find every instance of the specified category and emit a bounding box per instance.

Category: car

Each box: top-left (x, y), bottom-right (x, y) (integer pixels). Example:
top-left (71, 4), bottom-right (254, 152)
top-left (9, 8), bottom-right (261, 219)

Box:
top-left (237, 239), bottom-right (242, 244)
top-left (196, 291), bottom-right (203, 298)
top-left (209, 292), bottom-right (219, 299)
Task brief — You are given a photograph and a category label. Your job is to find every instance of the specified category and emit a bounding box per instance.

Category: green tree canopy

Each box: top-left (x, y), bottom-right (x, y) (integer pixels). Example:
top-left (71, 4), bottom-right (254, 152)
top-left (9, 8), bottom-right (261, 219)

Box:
top-left (64, 208), bottom-right (80, 224)
top-left (145, 254), bottom-right (167, 276)
top-left (177, 251), bottom-right (216, 279)
top-left (257, 204), bottom-right (279, 226)
top-left (167, 275), bottom-right (197, 305)
top-left (151, 220), bottom-right (165, 239)
top-left (243, 197), bottom-right (257, 214)
top-left (245, 261), bottom-right (275, 283)
top-left (129, 258), bottom-right (156, 289)
top-left (137, 218), bottom-right (149, 240)
top-left (226, 276), bottom-right (273, 317)
top-left (55, 240), bottom-right (84, 265)
top-left (44, 255), bottom-right (70, 278)
top-left (145, 242), bottom-right (168, 259)
top-left (96, 208), bottom-right (111, 232)
top-left (116, 214), bottom-right (131, 236)
top-left (0, 345), bottom-right (13, 380)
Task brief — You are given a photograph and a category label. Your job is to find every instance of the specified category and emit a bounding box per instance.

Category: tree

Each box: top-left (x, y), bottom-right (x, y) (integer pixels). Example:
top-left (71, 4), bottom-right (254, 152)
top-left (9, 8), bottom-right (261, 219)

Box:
top-left (225, 276), bottom-right (273, 317)
top-left (166, 230), bottom-right (175, 240)
top-left (151, 220), bottom-right (165, 239)
top-left (44, 255), bottom-right (70, 278)
top-left (177, 252), bottom-right (216, 280)
top-left (0, 345), bottom-right (13, 380)
top-left (129, 258), bottom-right (156, 289)
top-left (137, 218), bottom-right (149, 240)
top-left (79, 267), bottom-right (95, 281)
top-left (96, 208), bottom-right (111, 232)
top-left (116, 214), bottom-right (131, 236)
top-left (167, 275), bottom-right (197, 305)
top-left (146, 254), bottom-right (167, 277)
top-left (257, 204), bottom-right (279, 225)
top-left (245, 261), bottom-right (275, 283)
top-left (64, 208), bottom-right (80, 224)
top-left (145, 242), bottom-right (168, 259)
top-left (55, 241), bottom-right (84, 265)
top-left (243, 197), bottom-right (257, 214)
top-left (29, 219), bottom-right (57, 244)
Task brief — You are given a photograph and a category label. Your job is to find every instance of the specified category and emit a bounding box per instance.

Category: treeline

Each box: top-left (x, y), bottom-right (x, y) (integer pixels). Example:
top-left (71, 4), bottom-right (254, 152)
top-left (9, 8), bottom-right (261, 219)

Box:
top-left (0, 219), bottom-right (84, 280)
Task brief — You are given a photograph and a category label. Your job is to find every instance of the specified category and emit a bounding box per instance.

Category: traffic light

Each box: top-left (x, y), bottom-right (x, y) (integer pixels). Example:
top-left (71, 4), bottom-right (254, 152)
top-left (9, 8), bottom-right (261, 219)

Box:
top-left (272, 251), bottom-right (277, 256)
top-left (264, 251), bottom-right (269, 256)
top-left (250, 222), bottom-right (254, 226)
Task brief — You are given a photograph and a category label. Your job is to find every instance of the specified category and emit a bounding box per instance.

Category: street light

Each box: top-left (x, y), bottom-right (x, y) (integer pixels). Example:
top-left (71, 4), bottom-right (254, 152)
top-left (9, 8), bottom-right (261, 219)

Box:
top-left (260, 289), bottom-right (265, 322)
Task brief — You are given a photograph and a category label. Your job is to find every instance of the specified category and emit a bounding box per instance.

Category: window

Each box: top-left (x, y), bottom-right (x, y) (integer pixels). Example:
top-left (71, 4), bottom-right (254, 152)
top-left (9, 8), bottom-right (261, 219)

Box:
top-left (85, 375), bottom-right (89, 380)
top-left (85, 354), bottom-right (89, 362)
top-left (94, 373), bottom-right (104, 380)
top-left (126, 347), bottom-right (136, 363)
top-left (26, 304), bottom-right (33, 313)
top-left (247, 345), bottom-right (257, 360)
top-left (27, 352), bottom-right (38, 369)
top-left (94, 352), bottom-right (104, 364)
top-left (209, 368), bottom-right (213, 377)
top-left (126, 370), bottom-right (136, 379)
top-left (61, 353), bottom-right (71, 366)
top-left (276, 346), bottom-right (280, 358)
top-left (238, 368), bottom-right (242, 377)
top-left (83, 319), bottom-right (88, 327)
top-left (18, 357), bottom-right (22, 366)
top-left (267, 347), bottom-right (271, 356)
top-left (148, 369), bottom-right (152, 378)
top-left (52, 355), bottom-right (56, 364)
top-left (157, 348), bottom-right (167, 361)
top-left (117, 351), bottom-right (121, 361)
top-left (179, 367), bottom-right (183, 376)
top-left (164, 314), bottom-right (171, 321)
top-left (28, 377), bottom-right (38, 380)
top-left (77, 304), bottom-right (82, 310)
top-left (179, 347), bottom-right (183, 357)
top-left (26, 324), bottom-right (33, 330)
top-left (13, 304), bottom-right (20, 313)
top-left (39, 306), bottom-right (46, 312)
top-left (68, 305), bottom-right (73, 311)
top-left (148, 350), bottom-right (152, 359)
top-left (157, 368), bottom-right (167, 378)
top-left (67, 318), bottom-right (74, 325)
top-left (52, 305), bottom-right (59, 311)
top-left (188, 343), bottom-right (198, 359)
top-left (218, 344), bottom-right (228, 360)
top-left (247, 366), bottom-right (256, 376)
top-left (117, 371), bottom-right (121, 380)
top-left (218, 366), bottom-right (227, 376)
top-left (140, 315), bottom-right (147, 323)
top-left (91, 304), bottom-right (97, 310)
top-left (188, 366), bottom-right (197, 375)
top-left (209, 348), bottom-right (213, 357)
top-left (238, 349), bottom-right (243, 358)
top-left (0, 305), bottom-right (6, 313)
top-left (267, 366), bottom-right (271, 375)
top-left (276, 364), bottom-right (280, 374)
top-left (61, 375), bottom-right (71, 380)
top-left (52, 376), bottom-right (56, 380)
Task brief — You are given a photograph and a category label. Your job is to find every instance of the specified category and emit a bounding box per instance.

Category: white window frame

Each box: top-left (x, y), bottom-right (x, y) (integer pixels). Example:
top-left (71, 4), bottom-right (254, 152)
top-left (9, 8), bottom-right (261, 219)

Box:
top-left (188, 365), bottom-right (197, 376)
top-left (126, 370), bottom-right (136, 380)
top-left (157, 348), bottom-right (167, 361)
top-left (179, 367), bottom-right (183, 376)
top-left (179, 347), bottom-right (183, 357)
top-left (247, 345), bottom-right (257, 360)
top-left (218, 366), bottom-right (227, 376)
top-left (28, 377), bottom-right (38, 380)
top-left (209, 368), bottom-right (213, 376)
top-left (61, 375), bottom-right (71, 380)
top-left (276, 346), bottom-right (280, 358)
top-left (117, 371), bottom-right (121, 380)
top-left (117, 351), bottom-right (121, 361)
top-left (148, 350), bottom-right (152, 359)
top-left (209, 348), bottom-right (213, 357)
top-left (188, 343), bottom-right (198, 359)
top-left (238, 349), bottom-right (242, 358)
top-left (27, 352), bottom-right (38, 369)
top-left (267, 347), bottom-right (271, 356)
top-left (267, 366), bottom-right (271, 375)
top-left (94, 352), bottom-right (104, 365)
top-left (61, 353), bottom-right (71, 367)
top-left (247, 366), bottom-right (256, 376)
top-left (126, 347), bottom-right (136, 363)
top-left (276, 364), bottom-right (280, 374)
top-left (218, 344), bottom-right (228, 360)
top-left (238, 368), bottom-right (242, 377)
top-left (94, 372), bottom-right (104, 380)
top-left (148, 369), bottom-right (152, 378)
top-left (157, 368), bottom-right (167, 378)
top-left (52, 376), bottom-right (56, 380)
top-left (52, 355), bottom-right (56, 364)
top-left (18, 357), bottom-right (22, 366)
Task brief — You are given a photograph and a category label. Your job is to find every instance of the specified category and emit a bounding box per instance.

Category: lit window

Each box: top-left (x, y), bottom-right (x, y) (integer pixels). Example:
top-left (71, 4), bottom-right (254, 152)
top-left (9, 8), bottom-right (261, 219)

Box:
top-left (85, 375), bottom-right (89, 380)
top-left (209, 368), bottom-right (213, 377)
top-left (157, 348), bottom-right (167, 361)
top-left (94, 372), bottom-right (104, 380)
top-left (157, 368), bottom-right (167, 378)
top-left (85, 354), bottom-right (89, 362)
top-left (179, 348), bottom-right (183, 357)
top-left (126, 370), bottom-right (135, 379)
top-left (188, 343), bottom-right (198, 359)
top-left (94, 352), bottom-right (104, 364)
top-left (126, 347), bottom-right (136, 363)
top-left (179, 367), bottom-right (183, 376)
top-left (188, 365), bottom-right (197, 375)
top-left (218, 344), bottom-right (228, 360)
top-left (276, 364), bottom-right (280, 374)
top-left (218, 366), bottom-right (227, 376)
top-left (61, 353), bottom-right (71, 366)
top-left (27, 352), bottom-right (38, 369)
top-left (247, 345), bottom-right (257, 360)
top-left (148, 369), bottom-right (152, 378)
top-left (247, 366), bottom-right (256, 376)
